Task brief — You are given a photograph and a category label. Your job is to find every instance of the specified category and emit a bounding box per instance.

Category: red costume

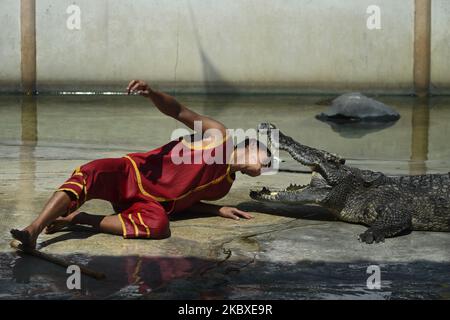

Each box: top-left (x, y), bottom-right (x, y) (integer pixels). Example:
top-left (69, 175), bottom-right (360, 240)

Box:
top-left (57, 135), bottom-right (235, 239)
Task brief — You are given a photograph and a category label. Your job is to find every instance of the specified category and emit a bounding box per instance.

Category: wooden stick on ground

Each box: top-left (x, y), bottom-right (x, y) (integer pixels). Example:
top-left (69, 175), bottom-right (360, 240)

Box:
top-left (10, 240), bottom-right (106, 280)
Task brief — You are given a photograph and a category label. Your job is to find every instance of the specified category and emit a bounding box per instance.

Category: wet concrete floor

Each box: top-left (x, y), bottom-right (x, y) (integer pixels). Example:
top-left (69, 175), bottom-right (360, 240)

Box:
top-left (0, 94), bottom-right (449, 299)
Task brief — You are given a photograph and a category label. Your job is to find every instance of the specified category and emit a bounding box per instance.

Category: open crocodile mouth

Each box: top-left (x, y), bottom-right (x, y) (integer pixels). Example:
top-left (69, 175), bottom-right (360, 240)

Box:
top-left (249, 170), bottom-right (332, 203)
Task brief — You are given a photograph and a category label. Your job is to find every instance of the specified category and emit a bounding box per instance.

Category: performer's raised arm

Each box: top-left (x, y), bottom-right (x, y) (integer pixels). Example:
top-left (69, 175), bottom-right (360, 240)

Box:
top-left (127, 80), bottom-right (226, 136)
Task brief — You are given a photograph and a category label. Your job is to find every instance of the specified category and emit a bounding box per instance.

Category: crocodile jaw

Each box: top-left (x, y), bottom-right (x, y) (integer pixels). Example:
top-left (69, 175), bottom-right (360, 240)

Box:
top-left (250, 171), bottom-right (332, 204)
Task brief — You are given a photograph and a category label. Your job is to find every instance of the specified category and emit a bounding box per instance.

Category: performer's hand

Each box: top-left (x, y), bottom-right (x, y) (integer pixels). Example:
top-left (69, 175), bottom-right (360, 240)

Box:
top-left (127, 80), bottom-right (153, 97)
top-left (218, 206), bottom-right (254, 220)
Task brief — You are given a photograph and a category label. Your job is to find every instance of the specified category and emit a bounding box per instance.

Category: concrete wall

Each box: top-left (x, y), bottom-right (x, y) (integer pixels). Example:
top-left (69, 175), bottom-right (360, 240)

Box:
top-left (0, 0), bottom-right (449, 94)
top-left (431, 0), bottom-right (450, 94)
top-left (34, 0), bottom-right (415, 93)
top-left (0, 0), bottom-right (21, 92)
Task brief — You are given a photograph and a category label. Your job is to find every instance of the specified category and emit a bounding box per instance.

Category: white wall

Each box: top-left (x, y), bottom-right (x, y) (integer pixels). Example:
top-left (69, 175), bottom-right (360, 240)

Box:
top-left (431, 0), bottom-right (450, 94)
top-left (35, 0), bottom-right (415, 93)
top-left (2, 1), bottom-right (450, 93)
top-left (0, 0), bottom-right (21, 92)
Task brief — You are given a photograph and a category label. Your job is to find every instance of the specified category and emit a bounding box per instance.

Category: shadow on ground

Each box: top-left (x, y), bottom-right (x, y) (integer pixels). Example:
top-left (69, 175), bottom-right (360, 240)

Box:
top-left (171, 201), bottom-right (337, 222)
top-left (236, 201), bottom-right (338, 221)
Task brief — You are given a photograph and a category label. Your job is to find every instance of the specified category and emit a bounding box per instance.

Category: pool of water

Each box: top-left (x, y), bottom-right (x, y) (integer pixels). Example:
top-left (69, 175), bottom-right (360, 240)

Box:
top-left (1, 94), bottom-right (450, 173)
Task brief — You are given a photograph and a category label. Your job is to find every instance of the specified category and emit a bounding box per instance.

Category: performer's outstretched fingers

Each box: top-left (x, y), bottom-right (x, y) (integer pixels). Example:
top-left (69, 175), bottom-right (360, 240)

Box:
top-left (234, 209), bottom-right (254, 219)
top-left (129, 82), bottom-right (142, 93)
top-left (127, 80), bottom-right (138, 94)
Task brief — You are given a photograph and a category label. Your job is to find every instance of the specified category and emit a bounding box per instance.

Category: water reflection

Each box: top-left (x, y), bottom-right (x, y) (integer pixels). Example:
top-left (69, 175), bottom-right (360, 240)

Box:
top-left (21, 96), bottom-right (37, 145)
top-left (7, 253), bottom-right (215, 299)
top-left (8, 94), bottom-right (440, 169)
top-left (6, 252), bottom-right (449, 299)
top-left (319, 120), bottom-right (398, 139)
top-left (410, 98), bottom-right (430, 175)
top-left (16, 96), bottom-right (37, 219)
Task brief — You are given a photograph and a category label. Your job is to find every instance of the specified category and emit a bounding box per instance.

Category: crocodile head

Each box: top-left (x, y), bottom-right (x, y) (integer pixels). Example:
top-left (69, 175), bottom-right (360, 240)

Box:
top-left (252, 122), bottom-right (346, 205)
top-left (249, 170), bottom-right (333, 205)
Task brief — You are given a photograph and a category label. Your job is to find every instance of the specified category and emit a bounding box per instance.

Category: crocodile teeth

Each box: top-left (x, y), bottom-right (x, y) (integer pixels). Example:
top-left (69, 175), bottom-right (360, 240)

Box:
top-left (261, 187), bottom-right (271, 194)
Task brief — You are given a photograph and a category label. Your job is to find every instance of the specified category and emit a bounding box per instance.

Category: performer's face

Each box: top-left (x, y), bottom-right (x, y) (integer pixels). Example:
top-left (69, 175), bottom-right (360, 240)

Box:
top-left (240, 146), bottom-right (271, 177)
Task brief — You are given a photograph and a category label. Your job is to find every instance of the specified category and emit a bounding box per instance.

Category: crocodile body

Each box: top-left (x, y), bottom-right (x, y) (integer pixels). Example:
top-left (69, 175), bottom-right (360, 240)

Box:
top-left (250, 123), bottom-right (450, 244)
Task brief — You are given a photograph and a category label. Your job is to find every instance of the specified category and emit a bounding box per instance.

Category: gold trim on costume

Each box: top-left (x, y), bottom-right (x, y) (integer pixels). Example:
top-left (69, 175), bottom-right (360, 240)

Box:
top-left (128, 214), bottom-right (139, 237)
top-left (118, 213), bottom-right (127, 238)
top-left (137, 212), bottom-right (151, 238)
top-left (70, 167), bottom-right (88, 202)
top-left (63, 181), bottom-right (84, 190)
top-left (82, 176), bottom-right (88, 202)
top-left (124, 132), bottom-right (235, 206)
top-left (57, 188), bottom-right (79, 200)
top-left (125, 155), bottom-right (233, 203)
top-left (72, 167), bottom-right (83, 177)
top-left (124, 156), bottom-right (167, 202)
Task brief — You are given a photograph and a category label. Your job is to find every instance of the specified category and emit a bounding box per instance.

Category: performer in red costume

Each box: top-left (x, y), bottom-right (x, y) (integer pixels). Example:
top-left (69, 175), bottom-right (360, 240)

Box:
top-left (11, 80), bottom-right (271, 248)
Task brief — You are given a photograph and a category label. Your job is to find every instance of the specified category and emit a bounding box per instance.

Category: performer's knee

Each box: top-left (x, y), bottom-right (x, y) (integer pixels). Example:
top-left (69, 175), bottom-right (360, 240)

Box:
top-left (56, 166), bottom-right (88, 214)
top-left (119, 208), bottom-right (170, 240)
top-left (151, 218), bottom-right (171, 239)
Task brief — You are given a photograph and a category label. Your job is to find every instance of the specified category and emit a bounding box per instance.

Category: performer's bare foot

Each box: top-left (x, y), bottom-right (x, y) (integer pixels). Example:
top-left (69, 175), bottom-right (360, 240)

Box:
top-left (44, 217), bottom-right (71, 234)
top-left (45, 211), bottom-right (79, 234)
top-left (44, 218), bottom-right (70, 234)
top-left (10, 191), bottom-right (73, 249)
top-left (10, 227), bottom-right (38, 249)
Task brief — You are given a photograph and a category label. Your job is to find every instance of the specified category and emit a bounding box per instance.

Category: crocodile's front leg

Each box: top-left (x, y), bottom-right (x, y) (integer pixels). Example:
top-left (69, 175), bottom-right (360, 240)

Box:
top-left (359, 202), bottom-right (413, 244)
